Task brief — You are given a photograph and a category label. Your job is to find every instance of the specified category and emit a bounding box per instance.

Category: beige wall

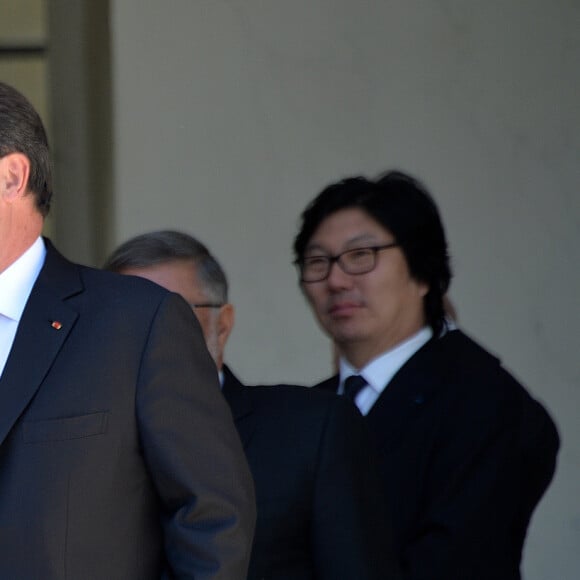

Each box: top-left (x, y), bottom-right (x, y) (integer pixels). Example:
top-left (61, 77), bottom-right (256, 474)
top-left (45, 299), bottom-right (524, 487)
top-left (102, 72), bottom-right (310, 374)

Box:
top-left (47, 0), bottom-right (112, 266)
top-left (97, 0), bottom-right (580, 577)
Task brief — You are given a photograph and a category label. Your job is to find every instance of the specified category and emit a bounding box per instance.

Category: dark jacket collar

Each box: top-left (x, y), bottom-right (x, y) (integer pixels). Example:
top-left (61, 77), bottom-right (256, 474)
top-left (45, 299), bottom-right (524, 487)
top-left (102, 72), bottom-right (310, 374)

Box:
top-left (0, 239), bottom-right (82, 445)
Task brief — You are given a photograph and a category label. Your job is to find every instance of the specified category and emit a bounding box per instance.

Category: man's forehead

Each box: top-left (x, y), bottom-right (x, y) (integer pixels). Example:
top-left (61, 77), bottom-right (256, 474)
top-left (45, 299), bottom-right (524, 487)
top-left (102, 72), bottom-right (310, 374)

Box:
top-left (306, 209), bottom-right (393, 250)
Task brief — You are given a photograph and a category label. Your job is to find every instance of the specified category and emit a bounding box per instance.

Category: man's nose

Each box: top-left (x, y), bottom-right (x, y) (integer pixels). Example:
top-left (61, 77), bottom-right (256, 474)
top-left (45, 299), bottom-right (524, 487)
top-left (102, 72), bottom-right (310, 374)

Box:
top-left (326, 259), bottom-right (352, 290)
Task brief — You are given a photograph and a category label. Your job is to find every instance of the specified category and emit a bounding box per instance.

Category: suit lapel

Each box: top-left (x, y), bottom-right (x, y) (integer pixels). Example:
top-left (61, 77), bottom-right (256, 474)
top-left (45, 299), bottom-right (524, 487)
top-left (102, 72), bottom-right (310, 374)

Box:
top-left (316, 340), bottom-right (452, 450)
top-left (0, 241), bottom-right (82, 446)
top-left (221, 366), bottom-right (257, 449)
top-left (366, 337), bottom-right (449, 448)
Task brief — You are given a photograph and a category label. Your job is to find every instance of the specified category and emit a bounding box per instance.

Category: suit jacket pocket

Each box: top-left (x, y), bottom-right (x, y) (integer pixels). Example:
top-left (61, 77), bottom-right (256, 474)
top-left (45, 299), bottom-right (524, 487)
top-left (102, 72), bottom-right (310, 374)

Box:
top-left (23, 411), bottom-right (109, 443)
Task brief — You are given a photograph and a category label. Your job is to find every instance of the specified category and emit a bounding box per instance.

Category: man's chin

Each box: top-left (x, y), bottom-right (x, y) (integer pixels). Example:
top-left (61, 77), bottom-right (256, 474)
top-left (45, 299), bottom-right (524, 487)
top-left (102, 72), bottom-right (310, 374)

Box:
top-left (326, 324), bottom-right (366, 345)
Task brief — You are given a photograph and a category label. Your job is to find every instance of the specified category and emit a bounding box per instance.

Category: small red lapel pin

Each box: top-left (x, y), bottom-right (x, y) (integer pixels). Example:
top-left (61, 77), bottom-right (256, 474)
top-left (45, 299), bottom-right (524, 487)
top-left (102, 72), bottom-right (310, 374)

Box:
top-left (51, 320), bottom-right (63, 330)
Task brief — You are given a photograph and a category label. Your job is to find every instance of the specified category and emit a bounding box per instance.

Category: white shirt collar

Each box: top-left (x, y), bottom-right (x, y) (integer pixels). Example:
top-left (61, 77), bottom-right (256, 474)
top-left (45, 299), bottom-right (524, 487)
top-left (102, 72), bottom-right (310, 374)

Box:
top-left (0, 237), bottom-right (46, 321)
top-left (339, 326), bottom-right (433, 396)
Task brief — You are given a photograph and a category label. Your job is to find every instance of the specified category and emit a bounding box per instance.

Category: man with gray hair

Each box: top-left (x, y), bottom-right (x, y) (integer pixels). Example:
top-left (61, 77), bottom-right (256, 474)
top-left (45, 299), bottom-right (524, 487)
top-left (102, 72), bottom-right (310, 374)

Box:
top-left (106, 230), bottom-right (402, 580)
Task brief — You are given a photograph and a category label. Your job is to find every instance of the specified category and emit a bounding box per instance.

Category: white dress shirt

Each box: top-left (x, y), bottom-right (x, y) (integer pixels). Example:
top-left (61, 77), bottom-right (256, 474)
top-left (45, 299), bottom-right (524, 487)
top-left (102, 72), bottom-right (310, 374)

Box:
top-left (338, 326), bottom-right (433, 415)
top-left (0, 237), bottom-right (46, 377)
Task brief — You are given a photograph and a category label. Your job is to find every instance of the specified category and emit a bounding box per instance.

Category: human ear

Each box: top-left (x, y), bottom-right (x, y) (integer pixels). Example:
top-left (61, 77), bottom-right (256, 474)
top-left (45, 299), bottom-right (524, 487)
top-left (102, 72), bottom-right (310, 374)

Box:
top-left (0, 153), bottom-right (30, 202)
top-left (217, 303), bottom-right (235, 352)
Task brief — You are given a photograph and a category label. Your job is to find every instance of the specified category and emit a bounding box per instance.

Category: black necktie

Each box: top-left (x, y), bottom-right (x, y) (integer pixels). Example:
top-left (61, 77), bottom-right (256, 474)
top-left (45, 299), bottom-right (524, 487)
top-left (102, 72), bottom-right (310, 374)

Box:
top-left (344, 375), bottom-right (367, 402)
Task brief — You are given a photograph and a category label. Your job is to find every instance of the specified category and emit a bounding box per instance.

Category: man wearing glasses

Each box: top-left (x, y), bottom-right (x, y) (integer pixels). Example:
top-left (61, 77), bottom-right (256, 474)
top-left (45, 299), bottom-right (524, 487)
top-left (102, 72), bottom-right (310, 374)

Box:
top-left (106, 230), bottom-right (401, 580)
top-left (293, 170), bottom-right (559, 580)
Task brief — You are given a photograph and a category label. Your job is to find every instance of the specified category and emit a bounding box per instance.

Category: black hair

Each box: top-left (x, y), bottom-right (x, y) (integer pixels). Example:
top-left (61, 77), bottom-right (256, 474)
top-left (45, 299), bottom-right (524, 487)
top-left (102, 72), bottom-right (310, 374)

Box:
top-left (293, 170), bottom-right (452, 335)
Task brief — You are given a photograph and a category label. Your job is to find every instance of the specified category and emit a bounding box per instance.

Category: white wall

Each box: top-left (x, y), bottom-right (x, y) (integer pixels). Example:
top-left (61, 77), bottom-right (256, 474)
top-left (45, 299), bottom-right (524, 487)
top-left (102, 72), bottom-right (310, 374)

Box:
top-left (109, 2), bottom-right (579, 577)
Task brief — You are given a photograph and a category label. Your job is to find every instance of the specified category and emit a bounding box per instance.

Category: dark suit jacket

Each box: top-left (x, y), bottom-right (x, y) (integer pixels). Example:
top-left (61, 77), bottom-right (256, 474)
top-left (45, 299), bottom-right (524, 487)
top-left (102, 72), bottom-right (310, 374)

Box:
top-left (221, 366), bottom-right (402, 580)
top-left (317, 330), bottom-right (559, 580)
top-left (0, 241), bottom-right (255, 580)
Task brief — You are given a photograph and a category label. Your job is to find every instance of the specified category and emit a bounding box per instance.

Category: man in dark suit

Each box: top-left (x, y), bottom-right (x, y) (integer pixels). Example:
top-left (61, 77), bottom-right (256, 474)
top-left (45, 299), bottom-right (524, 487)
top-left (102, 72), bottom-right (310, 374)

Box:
top-left (293, 171), bottom-right (560, 579)
top-left (0, 81), bottom-right (255, 579)
top-left (106, 229), bottom-right (402, 580)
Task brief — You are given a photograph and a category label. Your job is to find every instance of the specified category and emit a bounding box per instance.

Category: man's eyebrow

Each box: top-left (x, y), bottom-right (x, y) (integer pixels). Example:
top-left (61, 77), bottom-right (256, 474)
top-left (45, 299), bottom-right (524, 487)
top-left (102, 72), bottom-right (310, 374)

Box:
top-left (342, 234), bottom-right (383, 247)
top-left (303, 243), bottom-right (327, 255)
top-left (304, 234), bottom-right (381, 255)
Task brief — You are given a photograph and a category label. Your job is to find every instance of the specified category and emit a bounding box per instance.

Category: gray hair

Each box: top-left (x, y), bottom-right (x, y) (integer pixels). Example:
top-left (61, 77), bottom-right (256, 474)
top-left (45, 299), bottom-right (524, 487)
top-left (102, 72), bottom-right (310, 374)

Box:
top-left (104, 230), bottom-right (228, 303)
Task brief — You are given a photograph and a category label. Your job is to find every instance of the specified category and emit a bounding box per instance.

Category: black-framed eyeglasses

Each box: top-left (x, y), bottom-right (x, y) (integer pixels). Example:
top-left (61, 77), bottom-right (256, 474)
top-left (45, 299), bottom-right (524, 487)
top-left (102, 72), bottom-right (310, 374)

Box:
top-left (295, 243), bottom-right (399, 283)
top-left (190, 302), bottom-right (224, 309)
